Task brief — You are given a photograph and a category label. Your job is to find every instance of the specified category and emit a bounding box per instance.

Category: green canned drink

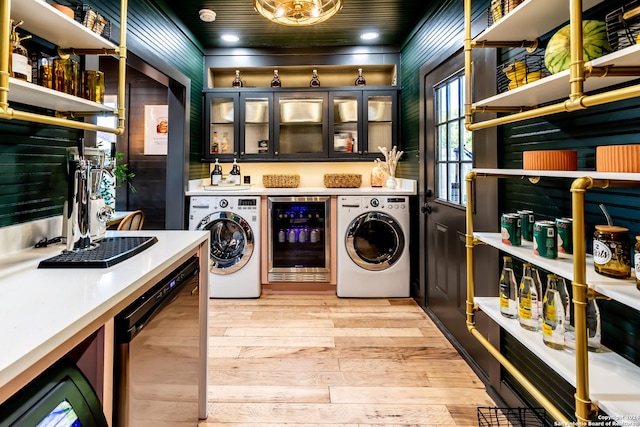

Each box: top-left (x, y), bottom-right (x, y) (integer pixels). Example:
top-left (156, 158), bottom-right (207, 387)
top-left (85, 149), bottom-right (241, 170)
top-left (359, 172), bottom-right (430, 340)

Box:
top-left (518, 210), bottom-right (535, 241)
top-left (556, 217), bottom-right (573, 254)
top-left (501, 213), bottom-right (521, 246)
top-left (533, 220), bottom-right (557, 259)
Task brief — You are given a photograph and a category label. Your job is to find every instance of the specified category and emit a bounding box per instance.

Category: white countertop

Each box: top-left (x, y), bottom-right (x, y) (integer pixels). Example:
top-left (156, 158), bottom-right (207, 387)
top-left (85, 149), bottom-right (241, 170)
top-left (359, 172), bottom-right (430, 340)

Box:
top-left (185, 178), bottom-right (417, 196)
top-left (0, 230), bottom-right (209, 394)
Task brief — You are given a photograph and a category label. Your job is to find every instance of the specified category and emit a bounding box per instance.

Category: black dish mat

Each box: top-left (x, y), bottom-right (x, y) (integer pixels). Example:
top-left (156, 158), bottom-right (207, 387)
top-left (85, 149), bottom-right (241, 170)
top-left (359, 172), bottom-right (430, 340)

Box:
top-left (38, 236), bottom-right (158, 269)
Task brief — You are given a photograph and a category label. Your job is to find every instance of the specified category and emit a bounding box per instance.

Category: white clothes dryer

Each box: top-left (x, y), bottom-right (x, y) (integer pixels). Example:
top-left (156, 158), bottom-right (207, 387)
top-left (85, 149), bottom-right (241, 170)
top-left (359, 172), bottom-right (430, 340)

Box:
top-left (189, 196), bottom-right (261, 298)
top-left (336, 195), bottom-right (410, 297)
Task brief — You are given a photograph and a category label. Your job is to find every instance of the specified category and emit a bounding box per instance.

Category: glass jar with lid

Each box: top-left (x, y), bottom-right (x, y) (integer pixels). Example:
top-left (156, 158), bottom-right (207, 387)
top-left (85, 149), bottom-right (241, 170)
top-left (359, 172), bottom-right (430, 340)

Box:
top-left (593, 225), bottom-right (631, 279)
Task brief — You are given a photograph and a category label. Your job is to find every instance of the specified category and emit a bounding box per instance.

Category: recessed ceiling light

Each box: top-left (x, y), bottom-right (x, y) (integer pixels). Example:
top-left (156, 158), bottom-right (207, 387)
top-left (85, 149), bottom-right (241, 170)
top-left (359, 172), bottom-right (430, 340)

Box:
top-left (199, 9), bottom-right (216, 22)
top-left (360, 32), bottom-right (379, 40)
top-left (221, 34), bottom-right (240, 42)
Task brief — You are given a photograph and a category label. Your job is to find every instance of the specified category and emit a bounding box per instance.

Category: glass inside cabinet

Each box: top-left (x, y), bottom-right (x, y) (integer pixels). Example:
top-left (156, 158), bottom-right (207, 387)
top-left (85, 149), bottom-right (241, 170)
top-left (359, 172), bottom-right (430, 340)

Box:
top-left (276, 93), bottom-right (328, 158)
top-left (366, 94), bottom-right (394, 153)
top-left (208, 95), bottom-right (236, 156)
top-left (241, 94), bottom-right (271, 156)
top-left (332, 94), bottom-right (359, 154)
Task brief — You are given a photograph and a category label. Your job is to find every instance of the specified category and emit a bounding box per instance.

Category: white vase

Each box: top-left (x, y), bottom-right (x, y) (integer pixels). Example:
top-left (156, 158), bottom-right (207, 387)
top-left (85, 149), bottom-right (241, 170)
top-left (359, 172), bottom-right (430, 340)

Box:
top-left (385, 176), bottom-right (397, 189)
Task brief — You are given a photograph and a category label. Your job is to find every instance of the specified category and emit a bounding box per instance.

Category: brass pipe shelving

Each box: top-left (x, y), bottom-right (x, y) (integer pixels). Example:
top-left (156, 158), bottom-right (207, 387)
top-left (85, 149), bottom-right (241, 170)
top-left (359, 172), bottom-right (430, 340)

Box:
top-left (465, 170), bottom-right (640, 424)
top-left (0, 0), bottom-right (128, 135)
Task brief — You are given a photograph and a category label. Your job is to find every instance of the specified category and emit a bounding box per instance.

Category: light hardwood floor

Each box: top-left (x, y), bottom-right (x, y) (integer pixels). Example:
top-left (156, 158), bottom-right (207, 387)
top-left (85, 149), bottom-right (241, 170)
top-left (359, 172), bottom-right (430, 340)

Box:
top-left (199, 295), bottom-right (496, 426)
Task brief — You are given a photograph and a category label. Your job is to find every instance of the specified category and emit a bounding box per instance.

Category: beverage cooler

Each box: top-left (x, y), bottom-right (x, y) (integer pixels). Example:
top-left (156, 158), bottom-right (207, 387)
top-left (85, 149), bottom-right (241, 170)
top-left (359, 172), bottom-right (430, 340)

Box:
top-left (267, 196), bottom-right (330, 283)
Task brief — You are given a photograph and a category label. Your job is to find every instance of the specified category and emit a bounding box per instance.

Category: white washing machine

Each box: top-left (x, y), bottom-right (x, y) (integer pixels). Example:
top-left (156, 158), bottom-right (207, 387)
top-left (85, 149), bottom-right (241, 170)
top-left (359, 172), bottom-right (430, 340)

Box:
top-left (189, 196), bottom-right (261, 298)
top-left (337, 195), bottom-right (410, 298)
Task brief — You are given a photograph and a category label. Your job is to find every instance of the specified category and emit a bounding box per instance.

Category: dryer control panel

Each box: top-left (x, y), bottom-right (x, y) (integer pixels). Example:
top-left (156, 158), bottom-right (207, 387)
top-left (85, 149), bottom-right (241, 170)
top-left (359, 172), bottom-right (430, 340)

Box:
top-left (363, 197), bottom-right (407, 211)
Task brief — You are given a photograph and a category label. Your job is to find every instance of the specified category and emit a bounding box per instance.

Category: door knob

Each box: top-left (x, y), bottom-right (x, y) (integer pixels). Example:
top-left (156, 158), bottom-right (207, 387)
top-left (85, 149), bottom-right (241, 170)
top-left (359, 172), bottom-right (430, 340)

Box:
top-left (421, 203), bottom-right (432, 214)
top-left (425, 189), bottom-right (433, 198)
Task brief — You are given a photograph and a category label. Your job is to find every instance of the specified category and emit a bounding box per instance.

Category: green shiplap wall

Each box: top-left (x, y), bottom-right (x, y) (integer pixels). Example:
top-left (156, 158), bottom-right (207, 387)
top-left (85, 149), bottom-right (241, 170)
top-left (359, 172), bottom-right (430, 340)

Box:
top-left (398, 0), bottom-right (489, 180)
top-left (0, 0), bottom-right (206, 228)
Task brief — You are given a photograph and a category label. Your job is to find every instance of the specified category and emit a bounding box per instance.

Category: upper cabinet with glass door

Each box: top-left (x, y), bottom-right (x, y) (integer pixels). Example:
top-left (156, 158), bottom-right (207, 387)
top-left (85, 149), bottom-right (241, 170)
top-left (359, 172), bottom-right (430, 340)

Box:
top-left (204, 92), bottom-right (238, 161)
top-left (364, 90), bottom-right (397, 158)
top-left (240, 92), bottom-right (273, 159)
top-left (274, 92), bottom-right (328, 160)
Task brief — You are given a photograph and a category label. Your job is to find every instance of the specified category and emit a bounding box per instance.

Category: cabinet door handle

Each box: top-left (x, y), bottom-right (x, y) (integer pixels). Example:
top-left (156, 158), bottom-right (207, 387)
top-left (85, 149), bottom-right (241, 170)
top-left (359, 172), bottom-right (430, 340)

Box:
top-left (241, 151), bottom-right (245, 156)
top-left (275, 151), bottom-right (279, 156)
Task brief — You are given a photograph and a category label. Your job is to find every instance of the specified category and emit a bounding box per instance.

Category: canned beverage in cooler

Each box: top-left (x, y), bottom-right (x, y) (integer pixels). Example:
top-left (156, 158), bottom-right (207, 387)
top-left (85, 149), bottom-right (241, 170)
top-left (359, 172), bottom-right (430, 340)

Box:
top-left (501, 213), bottom-right (522, 246)
top-left (533, 220), bottom-right (558, 259)
top-left (556, 218), bottom-right (573, 254)
top-left (518, 210), bottom-right (535, 241)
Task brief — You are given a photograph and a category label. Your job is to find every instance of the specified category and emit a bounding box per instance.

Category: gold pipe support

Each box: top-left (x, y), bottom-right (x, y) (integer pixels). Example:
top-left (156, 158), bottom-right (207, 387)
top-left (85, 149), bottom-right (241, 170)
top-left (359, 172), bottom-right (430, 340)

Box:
top-left (0, 0), bottom-right (10, 112)
top-left (116, 0), bottom-right (129, 135)
top-left (570, 177), bottom-right (597, 423)
top-left (0, 107), bottom-right (122, 133)
top-left (587, 66), bottom-right (640, 78)
top-left (463, 0), bottom-right (473, 135)
top-left (471, 106), bottom-right (535, 114)
top-left (465, 171), bottom-right (477, 330)
top-left (569, 0), bottom-right (585, 103)
top-left (472, 40), bottom-right (538, 50)
top-left (467, 326), bottom-right (572, 425)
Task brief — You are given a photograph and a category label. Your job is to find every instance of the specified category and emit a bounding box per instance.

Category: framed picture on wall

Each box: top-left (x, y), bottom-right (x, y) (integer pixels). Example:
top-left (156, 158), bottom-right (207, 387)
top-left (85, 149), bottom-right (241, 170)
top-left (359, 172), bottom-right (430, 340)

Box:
top-left (144, 104), bottom-right (168, 155)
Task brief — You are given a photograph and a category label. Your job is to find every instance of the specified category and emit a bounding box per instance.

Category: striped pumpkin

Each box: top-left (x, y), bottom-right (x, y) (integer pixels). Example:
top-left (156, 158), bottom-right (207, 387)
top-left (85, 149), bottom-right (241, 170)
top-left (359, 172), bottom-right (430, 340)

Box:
top-left (544, 20), bottom-right (612, 74)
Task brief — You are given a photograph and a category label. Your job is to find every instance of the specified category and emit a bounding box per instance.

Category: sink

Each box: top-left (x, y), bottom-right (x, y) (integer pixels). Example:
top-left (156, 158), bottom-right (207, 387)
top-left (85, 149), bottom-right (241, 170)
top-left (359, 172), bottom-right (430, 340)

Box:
top-left (38, 236), bottom-right (158, 269)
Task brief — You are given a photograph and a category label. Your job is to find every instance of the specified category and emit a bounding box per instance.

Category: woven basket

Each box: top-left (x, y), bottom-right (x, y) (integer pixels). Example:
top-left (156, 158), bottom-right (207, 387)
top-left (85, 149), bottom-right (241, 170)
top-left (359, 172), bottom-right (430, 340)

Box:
top-left (262, 174), bottom-right (300, 188)
top-left (323, 174), bottom-right (362, 188)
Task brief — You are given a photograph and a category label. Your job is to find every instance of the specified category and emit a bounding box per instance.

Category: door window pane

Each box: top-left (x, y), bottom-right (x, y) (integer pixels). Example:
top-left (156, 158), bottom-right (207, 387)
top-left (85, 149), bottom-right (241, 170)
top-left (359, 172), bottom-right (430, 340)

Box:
top-left (434, 70), bottom-right (471, 207)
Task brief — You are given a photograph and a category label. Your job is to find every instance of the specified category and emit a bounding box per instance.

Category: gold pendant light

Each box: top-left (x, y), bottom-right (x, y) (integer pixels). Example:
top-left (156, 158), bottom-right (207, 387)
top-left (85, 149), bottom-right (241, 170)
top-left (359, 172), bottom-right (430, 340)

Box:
top-left (253, 0), bottom-right (343, 26)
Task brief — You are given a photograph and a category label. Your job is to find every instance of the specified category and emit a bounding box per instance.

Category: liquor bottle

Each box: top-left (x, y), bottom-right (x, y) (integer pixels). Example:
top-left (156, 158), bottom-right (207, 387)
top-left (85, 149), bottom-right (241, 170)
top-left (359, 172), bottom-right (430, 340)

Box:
top-left (210, 158), bottom-right (222, 186)
top-left (531, 266), bottom-right (545, 325)
top-left (518, 263), bottom-right (539, 331)
top-left (9, 20), bottom-right (32, 82)
top-left (271, 69), bottom-right (281, 87)
top-left (346, 133), bottom-right (354, 153)
top-left (310, 69), bottom-right (321, 87)
top-left (232, 70), bottom-right (243, 88)
top-left (499, 256), bottom-right (518, 319)
top-left (221, 132), bottom-right (230, 154)
top-left (211, 131), bottom-right (219, 154)
top-left (229, 157), bottom-right (241, 185)
top-left (586, 296), bottom-right (602, 351)
top-left (542, 274), bottom-right (565, 349)
top-left (557, 276), bottom-right (572, 331)
top-left (355, 68), bottom-right (366, 86)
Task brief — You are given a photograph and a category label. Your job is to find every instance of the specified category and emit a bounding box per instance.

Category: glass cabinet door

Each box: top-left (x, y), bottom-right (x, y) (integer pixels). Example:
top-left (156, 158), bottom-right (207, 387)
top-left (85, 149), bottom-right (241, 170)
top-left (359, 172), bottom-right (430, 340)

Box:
top-left (240, 93), bottom-right (272, 158)
top-left (329, 92), bottom-right (361, 158)
top-left (205, 93), bottom-right (239, 160)
top-left (275, 92), bottom-right (328, 159)
top-left (365, 91), bottom-right (397, 156)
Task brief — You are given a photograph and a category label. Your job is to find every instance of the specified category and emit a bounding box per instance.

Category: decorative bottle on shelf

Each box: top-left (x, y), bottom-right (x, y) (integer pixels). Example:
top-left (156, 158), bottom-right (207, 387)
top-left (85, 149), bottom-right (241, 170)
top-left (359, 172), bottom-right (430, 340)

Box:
top-left (232, 70), bottom-right (243, 88)
top-left (499, 256), bottom-right (518, 319)
top-left (220, 132), bottom-right (229, 154)
top-left (271, 69), bottom-right (281, 87)
top-left (531, 266), bottom-right (545, 325)
top-left (557, 276), bottom-right (572, 331)
top-left (542, 274), bottom-right (566, 349)
top-left (229, 158), bottom-right (241, 185)
top-left (210, 159), bottom-right (222, 186)
top-left (586, 296), bottom-right (602, 351)
top-left (211, 131), bottom-right (219, 154)
top-left (518, 262), bottom-right (539, 331)
top-left (310, 69), bottom-right (321, 87)
top-left (355, 68), bottom-right (366, 86)
top-left (9, 20), bottom-right (32, 82)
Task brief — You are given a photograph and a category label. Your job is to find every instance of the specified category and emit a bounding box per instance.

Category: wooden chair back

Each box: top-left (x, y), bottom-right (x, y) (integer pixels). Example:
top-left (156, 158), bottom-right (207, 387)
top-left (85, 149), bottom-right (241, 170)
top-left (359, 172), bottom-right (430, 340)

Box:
top-left (117, 210), bottom-right (145, 230)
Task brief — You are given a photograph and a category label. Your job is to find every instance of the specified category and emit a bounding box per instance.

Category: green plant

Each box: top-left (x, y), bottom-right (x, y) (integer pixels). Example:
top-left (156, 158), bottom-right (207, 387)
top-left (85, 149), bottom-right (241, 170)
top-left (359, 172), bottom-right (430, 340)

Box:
top-left (99, 152), bottom-right (136, 208)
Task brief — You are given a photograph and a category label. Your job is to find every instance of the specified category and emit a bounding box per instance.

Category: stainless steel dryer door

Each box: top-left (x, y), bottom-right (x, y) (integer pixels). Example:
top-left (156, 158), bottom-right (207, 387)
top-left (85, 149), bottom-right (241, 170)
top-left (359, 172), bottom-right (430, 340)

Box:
top-left (196, 212), bottom-right (254, 274)
top-left (345, 212), bottom-right (405, 271)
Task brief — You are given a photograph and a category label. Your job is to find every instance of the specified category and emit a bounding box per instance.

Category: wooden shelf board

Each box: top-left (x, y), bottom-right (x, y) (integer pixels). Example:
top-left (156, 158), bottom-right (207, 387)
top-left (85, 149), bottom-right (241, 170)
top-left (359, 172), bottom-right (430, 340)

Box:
top-left (8, 78), bottom-right (116, 113)
top-left (475, 297), bottom-right (640, 418)
top-left (474, 0), bottom-right (604, 42)
top-left (13, 0), bottom-right (117, 50)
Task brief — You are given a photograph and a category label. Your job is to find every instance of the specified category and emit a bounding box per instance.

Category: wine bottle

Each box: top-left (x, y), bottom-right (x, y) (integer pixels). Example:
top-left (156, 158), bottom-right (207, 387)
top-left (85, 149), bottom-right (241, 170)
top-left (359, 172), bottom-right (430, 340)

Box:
top-left (229, 157), bottom-right (241, 185)
top-left (518, 263), bottom-right (539, 331)
top-left (499, 256), bottom-right (518, 319)
top-left (211, 131), bottom-right (219, 154)
top-left (9, 20), bottom-right (32, 82)
top-left (232, 70), bottom-right (243, 88)
top-left (210, 158), bottom-right (222, 186)
top-left (310, 69), bottom-right (321, 87)
top-left (355, 68), bottom-right (366, 86)
top-left (542, 274), bottom-right (565, 349)
top-left (271, 69), bottom-right (281, 87)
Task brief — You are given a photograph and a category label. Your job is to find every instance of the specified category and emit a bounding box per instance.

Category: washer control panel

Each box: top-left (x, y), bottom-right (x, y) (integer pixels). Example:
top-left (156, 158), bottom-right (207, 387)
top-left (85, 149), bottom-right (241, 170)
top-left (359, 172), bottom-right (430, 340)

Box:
top-left (364, 197), bottom-right (407, 211)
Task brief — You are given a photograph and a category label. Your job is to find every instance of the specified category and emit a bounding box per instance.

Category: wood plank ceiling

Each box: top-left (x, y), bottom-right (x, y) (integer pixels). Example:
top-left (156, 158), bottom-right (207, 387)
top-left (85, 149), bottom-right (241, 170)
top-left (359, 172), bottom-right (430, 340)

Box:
top-left (161, 0), bottom-right (432, 49)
